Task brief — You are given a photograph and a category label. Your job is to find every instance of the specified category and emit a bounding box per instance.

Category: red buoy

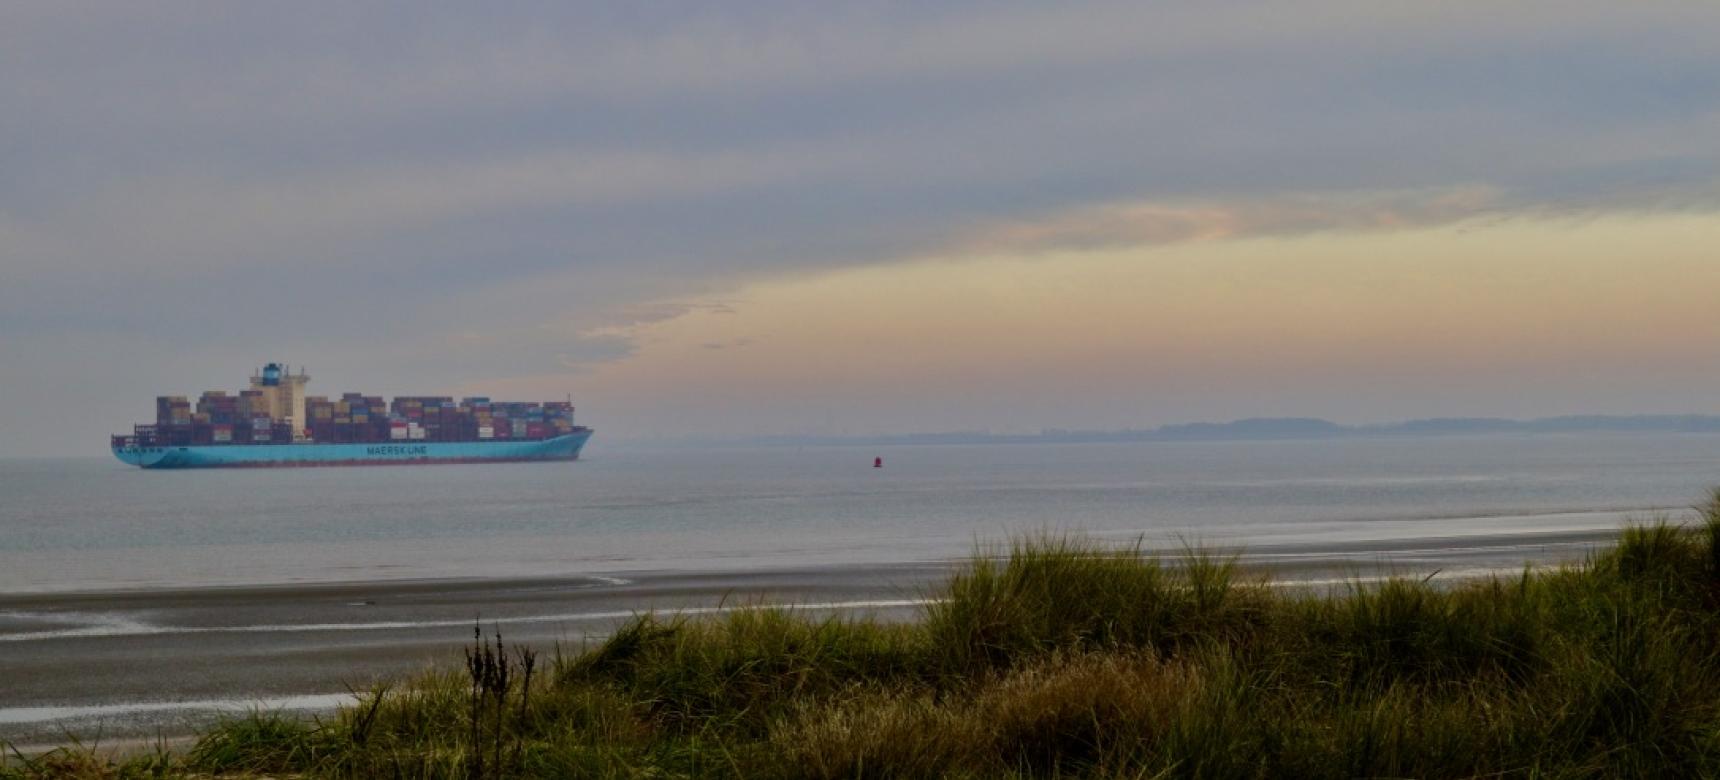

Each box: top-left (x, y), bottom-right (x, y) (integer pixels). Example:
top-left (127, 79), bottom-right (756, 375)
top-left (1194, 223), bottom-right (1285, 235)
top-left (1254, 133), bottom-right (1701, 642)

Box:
top-left (874, 456), bottom-right (883, 468)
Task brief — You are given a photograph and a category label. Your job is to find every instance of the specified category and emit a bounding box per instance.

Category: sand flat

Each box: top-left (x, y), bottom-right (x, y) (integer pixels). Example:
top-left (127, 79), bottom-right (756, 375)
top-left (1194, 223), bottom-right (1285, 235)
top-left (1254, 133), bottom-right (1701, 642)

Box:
top-left (0, 529), bottom-right (1616, 746)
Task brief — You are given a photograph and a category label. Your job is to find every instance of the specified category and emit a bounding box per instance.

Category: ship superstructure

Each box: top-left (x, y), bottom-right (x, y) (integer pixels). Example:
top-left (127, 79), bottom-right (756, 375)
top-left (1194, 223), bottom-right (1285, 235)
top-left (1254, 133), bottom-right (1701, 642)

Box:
top-left (112, 363), bottom-right (592, 469)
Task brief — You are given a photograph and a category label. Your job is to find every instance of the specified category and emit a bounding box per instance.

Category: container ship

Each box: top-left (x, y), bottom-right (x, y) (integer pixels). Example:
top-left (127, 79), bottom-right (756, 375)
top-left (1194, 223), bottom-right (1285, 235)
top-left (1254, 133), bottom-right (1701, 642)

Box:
top-left (111, 363), bottom-right (592, 469)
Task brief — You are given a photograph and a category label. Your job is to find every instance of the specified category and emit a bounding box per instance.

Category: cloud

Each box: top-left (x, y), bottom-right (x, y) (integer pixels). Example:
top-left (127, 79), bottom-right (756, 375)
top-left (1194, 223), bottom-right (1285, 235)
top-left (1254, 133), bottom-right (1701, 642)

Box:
top-left (8, 1), bottom-right (1720, 285)
top-left (947, 187), bottom-right (1507, 255)
top-left (5, 1), bottom-right (1720, 453)
top-left (1, 148), bottom-right (863, 280)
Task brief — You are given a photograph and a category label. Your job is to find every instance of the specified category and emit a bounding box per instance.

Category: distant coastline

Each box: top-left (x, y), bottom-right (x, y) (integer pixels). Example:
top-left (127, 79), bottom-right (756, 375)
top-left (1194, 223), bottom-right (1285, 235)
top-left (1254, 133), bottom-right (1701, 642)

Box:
top-left (740, 414), bottom-right (1720, 447)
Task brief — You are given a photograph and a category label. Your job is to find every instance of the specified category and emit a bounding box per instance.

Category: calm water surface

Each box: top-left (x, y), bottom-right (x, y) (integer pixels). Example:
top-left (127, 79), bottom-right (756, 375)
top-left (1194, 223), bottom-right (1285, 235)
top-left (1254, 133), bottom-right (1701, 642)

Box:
top-left (4, 433), bottom-right (1719, 593)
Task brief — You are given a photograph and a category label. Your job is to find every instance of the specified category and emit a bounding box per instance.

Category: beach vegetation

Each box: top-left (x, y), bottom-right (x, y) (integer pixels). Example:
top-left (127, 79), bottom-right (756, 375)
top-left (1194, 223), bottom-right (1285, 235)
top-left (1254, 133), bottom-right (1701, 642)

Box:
top-left (7, 499), bottom-right (1720, 778)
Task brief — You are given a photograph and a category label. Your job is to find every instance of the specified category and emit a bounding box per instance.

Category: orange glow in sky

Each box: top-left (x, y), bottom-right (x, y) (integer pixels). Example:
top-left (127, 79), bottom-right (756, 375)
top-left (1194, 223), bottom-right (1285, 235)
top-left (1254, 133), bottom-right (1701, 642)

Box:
top-left (537, 213), bottom-right (1720, 437)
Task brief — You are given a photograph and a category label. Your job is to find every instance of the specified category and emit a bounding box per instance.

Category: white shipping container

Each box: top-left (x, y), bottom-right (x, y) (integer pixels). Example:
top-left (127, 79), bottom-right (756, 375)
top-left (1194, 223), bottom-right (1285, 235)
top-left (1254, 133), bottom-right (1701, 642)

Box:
top-left (390, 429), bottom-right (408, 440)
top-left (409, 429), bottom-right (427, 440)
top-left (478, 427), bottom-right (494, 439)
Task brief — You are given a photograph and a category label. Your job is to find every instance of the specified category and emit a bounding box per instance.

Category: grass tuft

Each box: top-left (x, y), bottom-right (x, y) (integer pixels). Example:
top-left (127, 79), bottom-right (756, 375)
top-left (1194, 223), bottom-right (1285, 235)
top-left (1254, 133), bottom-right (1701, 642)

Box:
top-left (922, 536), bottom-right (1266, 678)
top-left (184, 708), bottom-right (333, 774)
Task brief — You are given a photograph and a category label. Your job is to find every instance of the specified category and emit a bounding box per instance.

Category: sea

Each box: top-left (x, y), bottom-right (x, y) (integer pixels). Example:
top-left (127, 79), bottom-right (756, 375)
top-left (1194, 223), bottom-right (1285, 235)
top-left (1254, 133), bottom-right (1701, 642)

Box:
top-left (4, 432), bottom-right (1720, 595)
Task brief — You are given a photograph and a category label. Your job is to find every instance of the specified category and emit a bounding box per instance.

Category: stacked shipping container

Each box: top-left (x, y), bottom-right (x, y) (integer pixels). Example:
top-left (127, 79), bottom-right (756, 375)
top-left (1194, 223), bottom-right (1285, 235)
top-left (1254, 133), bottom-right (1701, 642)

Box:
top-left (118, 385), bottom-right (579, 449)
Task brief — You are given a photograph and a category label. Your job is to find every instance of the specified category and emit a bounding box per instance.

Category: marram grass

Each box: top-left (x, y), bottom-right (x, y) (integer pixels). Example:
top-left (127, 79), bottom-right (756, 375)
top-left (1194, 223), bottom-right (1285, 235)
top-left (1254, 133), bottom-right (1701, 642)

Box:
top-left (10, 493), bottom-right (1720, 779)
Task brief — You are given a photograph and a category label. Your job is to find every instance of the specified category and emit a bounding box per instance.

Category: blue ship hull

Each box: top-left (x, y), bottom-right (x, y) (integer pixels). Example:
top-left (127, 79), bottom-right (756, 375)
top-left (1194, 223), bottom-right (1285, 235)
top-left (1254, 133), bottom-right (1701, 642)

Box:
top-left (113, 431), bottom-right (592, 469)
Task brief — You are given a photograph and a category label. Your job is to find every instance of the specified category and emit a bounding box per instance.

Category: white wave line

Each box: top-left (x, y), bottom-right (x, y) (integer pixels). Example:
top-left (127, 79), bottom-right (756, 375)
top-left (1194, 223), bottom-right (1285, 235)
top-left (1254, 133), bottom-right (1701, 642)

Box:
top-left (0, 693), bottom-right (357, 725)
top-left (1267, 566), bottom-right (1547, 588)
top-left (0, 599), bottom-right (933, 642)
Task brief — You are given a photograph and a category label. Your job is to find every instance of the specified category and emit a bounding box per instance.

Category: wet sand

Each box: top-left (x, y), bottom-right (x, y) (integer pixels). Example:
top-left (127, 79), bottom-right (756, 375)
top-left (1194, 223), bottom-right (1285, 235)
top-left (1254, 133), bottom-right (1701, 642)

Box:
top-left (0, 562), bottom-right (950, 748)
top-left (0, 528), bottom-right (1617, 749)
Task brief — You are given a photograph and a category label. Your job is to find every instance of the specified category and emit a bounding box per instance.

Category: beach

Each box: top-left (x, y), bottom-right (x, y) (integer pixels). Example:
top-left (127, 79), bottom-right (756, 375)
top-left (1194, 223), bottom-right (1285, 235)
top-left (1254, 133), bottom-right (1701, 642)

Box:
top-left (0, 525), bottom-right (1620, 749)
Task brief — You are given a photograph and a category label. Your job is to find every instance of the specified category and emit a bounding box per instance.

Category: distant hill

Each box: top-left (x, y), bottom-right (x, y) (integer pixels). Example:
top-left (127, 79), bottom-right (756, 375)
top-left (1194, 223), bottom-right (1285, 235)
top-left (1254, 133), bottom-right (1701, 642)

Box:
top-left (745, 414), bottom-right (1720, 447)
top-left (1154, 417), bottom-right (1348, 440)
top-left (1367, 415), bottom-right (1720, 436)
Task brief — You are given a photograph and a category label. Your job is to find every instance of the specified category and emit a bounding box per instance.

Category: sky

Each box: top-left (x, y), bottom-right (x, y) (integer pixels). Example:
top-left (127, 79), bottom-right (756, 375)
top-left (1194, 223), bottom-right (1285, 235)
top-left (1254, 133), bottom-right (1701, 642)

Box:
top-left (4, 2), bottom-right (1720, 455)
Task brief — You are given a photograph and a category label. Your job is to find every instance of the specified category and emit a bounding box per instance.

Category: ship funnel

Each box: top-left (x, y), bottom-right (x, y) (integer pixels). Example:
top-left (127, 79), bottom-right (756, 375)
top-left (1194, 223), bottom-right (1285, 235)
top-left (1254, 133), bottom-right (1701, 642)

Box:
top-left (261, 362), bottom-right (282, 386)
